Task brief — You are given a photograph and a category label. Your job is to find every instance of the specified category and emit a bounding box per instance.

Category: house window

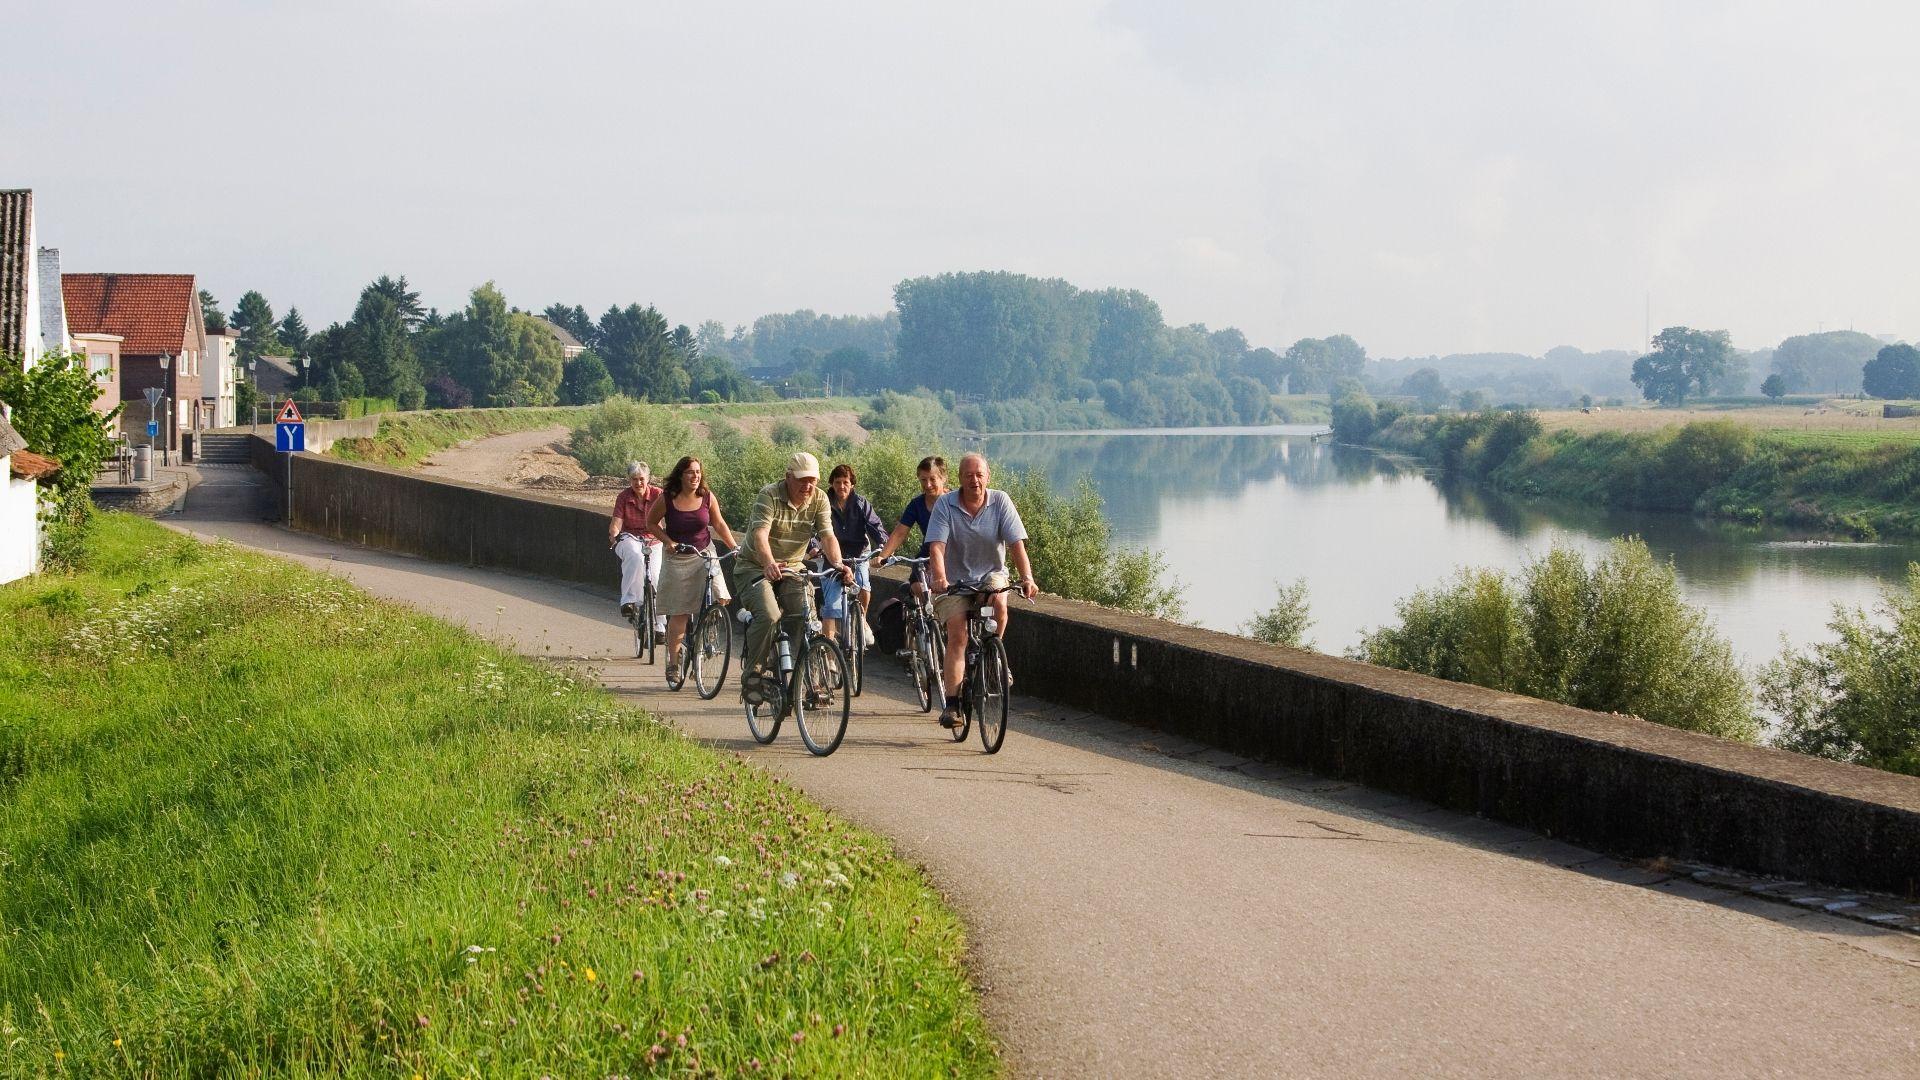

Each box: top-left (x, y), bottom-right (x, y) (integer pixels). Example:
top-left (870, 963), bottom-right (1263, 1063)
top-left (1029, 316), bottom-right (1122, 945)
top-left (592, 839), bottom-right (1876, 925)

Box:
top-left (88, 352), bottom-right (111, 376)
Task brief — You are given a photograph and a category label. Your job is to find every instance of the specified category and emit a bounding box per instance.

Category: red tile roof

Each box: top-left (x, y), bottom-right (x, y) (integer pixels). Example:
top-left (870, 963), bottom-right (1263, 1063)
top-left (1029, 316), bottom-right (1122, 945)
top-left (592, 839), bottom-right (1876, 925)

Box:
top-left (62, 273), bottom-right (197, 355)
top-left (9, 448), bottom-right (59, 481)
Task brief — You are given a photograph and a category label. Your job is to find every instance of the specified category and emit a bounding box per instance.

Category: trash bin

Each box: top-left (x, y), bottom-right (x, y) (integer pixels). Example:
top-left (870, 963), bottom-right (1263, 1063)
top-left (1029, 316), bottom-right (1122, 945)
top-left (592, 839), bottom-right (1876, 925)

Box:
top-left (133, 445), bottom-right (152, 482)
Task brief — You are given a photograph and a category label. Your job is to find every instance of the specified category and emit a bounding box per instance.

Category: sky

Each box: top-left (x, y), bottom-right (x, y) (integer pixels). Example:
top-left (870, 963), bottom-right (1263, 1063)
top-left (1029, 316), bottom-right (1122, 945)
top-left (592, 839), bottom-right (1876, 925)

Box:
top-left (6, 0), bottom-right (1919, 358)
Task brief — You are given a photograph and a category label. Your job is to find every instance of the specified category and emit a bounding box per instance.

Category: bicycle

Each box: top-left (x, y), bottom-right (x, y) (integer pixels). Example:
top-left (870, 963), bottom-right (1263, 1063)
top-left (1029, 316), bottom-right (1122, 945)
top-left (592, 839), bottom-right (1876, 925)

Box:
top-left (943, 581), bottom-right (1017, 754)
top-left (663, 545), bottom-right (737, 699)
top-left (739, 566), bottom-right (852, 756)
top-left (617, 532), bottom-right (660, 665)
top-left (816, 552), bottom-right (876, 699)
top-left (883, 555), bottom-right (952, 729)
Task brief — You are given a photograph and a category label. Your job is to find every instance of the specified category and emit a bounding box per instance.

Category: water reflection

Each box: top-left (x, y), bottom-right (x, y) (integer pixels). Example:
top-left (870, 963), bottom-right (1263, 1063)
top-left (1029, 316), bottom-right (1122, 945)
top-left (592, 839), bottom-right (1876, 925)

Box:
top-left (982, 428), bottom-right (1920, 665)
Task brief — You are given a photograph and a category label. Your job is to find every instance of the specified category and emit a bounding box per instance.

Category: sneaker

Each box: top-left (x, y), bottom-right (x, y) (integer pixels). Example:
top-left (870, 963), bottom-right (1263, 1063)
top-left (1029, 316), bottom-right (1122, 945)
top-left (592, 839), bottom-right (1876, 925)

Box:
top-left (620, 602), bottom-right (636, 619)
top-left (938, 707), bottom-right (959, 729)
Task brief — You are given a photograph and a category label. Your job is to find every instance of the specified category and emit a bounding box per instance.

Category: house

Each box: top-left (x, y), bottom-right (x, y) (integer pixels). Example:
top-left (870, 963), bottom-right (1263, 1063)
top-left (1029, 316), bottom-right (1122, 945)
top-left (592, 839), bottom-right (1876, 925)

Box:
top-left (536, 316), bottom-right (588, 359)
top-left (205, 328), bottom-right (238, 427)
top-left (253, 354), bottom-right (298, 401)
top-left (63, 272), bottom-right (208, 454)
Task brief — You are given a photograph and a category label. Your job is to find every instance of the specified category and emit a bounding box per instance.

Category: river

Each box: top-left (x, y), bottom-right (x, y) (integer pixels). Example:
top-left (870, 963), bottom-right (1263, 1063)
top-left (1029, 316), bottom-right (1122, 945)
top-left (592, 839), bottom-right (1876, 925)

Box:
top-left (981, 424), bottom-right (1920, 667)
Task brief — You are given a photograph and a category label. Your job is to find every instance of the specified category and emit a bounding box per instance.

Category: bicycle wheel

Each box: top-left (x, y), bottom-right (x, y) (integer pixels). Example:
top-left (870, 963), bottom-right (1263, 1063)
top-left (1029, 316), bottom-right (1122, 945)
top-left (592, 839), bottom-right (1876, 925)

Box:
top-left (638, 585), bottom-right (657, 665)
top-left (847, 595), bottom-right (866, 697)
top-left (744, 669), bottom-right (782, 744)
top-left (949, 639), bottom-right (971, 743)
top-left (692, 605), bottom-right (733, 700)
top-left (976, 634), bottom-right (1010, 753)
top-left (794, 636), bottom-right (850, 756)
top-left (909, 616), bottom-right (936, 713)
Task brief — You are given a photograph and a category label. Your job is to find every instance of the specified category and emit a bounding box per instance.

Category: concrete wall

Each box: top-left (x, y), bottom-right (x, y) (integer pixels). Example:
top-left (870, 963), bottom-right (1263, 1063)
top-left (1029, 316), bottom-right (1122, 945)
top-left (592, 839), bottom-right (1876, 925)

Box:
top-left (275, 451), bottom-right (1920, 895)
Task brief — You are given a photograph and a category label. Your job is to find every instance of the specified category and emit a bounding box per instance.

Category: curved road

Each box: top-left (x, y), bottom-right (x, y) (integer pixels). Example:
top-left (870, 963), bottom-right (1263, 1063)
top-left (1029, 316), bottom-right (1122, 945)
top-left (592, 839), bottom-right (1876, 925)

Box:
top-left (171, 468), bottom-right (1920, 1078)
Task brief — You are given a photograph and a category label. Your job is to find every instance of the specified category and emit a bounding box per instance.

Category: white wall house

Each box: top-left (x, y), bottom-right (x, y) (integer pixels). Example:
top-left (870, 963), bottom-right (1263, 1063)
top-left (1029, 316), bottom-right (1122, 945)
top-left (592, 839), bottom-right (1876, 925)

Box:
top-left (205, 328), bottom-right (238, 428)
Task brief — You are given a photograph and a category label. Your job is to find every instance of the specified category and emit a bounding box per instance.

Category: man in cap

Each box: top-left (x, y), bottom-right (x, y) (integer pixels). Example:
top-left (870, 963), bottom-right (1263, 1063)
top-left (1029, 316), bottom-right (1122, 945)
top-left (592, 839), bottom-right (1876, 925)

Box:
top-left (736, 451), bottom-right (855, 687)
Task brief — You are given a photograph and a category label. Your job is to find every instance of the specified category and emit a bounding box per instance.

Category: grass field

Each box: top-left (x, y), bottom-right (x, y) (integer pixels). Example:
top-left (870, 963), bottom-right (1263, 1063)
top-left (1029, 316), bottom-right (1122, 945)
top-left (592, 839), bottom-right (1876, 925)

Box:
top-left (1536, 400), bottom-right (1920, 442)
top-left (0, 514), bottom-right (997, 1076)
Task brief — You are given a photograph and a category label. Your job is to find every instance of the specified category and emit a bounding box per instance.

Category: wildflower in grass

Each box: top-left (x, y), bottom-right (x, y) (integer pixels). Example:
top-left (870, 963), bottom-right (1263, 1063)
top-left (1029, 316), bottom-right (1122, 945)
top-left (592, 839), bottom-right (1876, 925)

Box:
top-left (713, 854), bottom-right (732, 867)
top-left (584, 967), bottom-right (597, 982)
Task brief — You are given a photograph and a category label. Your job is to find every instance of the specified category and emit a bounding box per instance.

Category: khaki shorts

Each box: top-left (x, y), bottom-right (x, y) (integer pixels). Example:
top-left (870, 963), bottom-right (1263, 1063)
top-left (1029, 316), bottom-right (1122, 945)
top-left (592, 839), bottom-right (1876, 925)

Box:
top-left (935, 571), bottom-right (1011, 624)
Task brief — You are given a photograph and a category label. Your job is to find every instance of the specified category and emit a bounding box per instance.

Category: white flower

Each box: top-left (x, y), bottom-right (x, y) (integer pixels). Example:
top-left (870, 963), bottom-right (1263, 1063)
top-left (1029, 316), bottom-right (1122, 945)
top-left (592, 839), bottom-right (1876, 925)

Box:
top-left (713, 854), bottom-right (733, 868)
top-left (779, 871), bottom-right (799, 889)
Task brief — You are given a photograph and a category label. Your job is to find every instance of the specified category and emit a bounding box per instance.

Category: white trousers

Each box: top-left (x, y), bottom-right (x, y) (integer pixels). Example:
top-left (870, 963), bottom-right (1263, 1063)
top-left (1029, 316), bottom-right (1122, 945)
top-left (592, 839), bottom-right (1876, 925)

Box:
top-left (615, 536), bottom-right (665, 628)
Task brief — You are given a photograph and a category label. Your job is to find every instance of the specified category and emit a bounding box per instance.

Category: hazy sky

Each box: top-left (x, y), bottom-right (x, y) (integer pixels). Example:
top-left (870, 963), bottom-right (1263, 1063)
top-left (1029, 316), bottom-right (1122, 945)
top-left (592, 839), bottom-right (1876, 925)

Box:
top-left (7, 1), bottom-right (1918, 357)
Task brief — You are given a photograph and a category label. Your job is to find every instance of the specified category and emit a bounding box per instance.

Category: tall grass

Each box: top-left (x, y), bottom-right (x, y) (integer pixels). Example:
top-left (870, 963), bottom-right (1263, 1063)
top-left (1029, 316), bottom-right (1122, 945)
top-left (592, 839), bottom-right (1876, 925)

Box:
top-left (0, 515), bottom-right (997, 1076)
top-left (331, 406), bottom-right (586, 468)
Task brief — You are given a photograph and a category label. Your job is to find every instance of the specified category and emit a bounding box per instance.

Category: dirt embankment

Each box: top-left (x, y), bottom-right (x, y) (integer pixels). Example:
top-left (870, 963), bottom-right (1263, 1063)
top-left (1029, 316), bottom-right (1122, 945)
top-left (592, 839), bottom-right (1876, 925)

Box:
top-left (415, 409), bottom-right (869, 509)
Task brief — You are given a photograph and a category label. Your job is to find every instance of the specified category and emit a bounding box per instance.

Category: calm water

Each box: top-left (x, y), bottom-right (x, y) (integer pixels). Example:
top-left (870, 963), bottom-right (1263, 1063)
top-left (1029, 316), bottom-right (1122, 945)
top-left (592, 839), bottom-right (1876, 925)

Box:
top-left (982, 425), bottom-right (1920, 666)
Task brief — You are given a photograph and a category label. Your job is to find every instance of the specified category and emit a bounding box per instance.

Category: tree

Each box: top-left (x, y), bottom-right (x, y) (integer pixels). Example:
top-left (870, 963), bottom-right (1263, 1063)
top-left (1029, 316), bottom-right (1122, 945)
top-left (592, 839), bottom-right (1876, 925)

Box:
top-left (230, 290), bottom-right (280, 365)
top-left (0, 350), bottom-right (120, 502)
top-left (1761, 373), bottom-right (1787, 400)
top-left (558, 349), bottom-right (615, 405)
top-left (1631, 326), bottom-right (1731, 407)
top-left (1762, 564), bottom-right (1920, 776)
top-left (1329, 381), bottom-right (1379, 442)
top-left (365, 275), bottom-right (426, 330)
top-left (1770, 330), bottom-right (1881, 394)
top-left (1398, 367), bottom-right (1448, 411)
top-left (345, 288), bottom-right (418, 399)
top-left (1861, 343), bottom-right (1920, 400)
top-left (199, 290), bottom-right (227, 334)
top-left (279, 307), bottom-right (310, 357)
top-left (596, 303), bottom-right (688, 400)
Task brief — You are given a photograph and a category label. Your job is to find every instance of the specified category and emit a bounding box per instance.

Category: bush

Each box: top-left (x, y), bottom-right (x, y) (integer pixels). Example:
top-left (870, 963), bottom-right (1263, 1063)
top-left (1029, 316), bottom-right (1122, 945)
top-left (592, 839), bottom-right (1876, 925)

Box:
top-left (424, 374), bottom-right (472, 410)
top-left (1355, 539), bottom-right (1756, 739)
top-left (397, 384), bottom-right (426, 411)
top-left (769, 419), bottom-right (807, 447)
top-left (570, 396), bottom-right (696, 478)
top-left (1329, 382), bottom-right (1379, 442)
top-left (1241, 578), bottom-right (1312, 647)
top-left (998, 468), bottom-right (1184, 620)
top-left (1761, 564), bottom-right (1920, 775)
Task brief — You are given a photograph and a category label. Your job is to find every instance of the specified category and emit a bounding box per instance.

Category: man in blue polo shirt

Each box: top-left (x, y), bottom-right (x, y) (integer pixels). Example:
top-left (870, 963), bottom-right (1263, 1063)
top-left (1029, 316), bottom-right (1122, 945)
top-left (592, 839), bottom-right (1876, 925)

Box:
top-left (926, 452), bottom-right (1039, 728)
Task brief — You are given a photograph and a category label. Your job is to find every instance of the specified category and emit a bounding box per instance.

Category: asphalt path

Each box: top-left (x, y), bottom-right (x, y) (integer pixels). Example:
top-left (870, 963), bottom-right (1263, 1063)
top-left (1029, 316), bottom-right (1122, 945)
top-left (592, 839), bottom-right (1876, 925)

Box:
top-left (169, 481), bottom-right (1920, 1079)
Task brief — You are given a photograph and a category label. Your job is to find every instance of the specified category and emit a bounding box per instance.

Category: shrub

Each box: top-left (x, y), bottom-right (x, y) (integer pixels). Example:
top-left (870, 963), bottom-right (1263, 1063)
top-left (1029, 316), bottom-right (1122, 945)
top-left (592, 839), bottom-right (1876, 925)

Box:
top-left (1761, 564), bottom-right (1920, 775)
top-left (1241, 578), bottom-right (1313, 648)
top-left (998, 468), bottom-right (1184, 620)
top-left (769, 419), bottom-right (807, 447)
top-left (570, 396), bottom-right (696, 478)
top-left (424, 374), bottom-right (472, 410)
top-left (1329, 382), bottom-right (1379, 442)
top-left (1355, 540), bottom-right (1756, 739)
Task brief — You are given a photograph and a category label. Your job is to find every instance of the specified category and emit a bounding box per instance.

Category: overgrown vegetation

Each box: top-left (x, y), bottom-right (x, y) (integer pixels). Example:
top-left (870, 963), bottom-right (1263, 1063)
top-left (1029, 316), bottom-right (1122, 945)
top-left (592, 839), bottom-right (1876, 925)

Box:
top-left (1241, 579), bottom-right (1313, 648)
top-left (1352, 540), bottom-right (1757, 741)
top-left (1369, 410), bottom-right (1920, 538)
top-left (0, 514), bottom-right (998, 1075)
top-left (1761, 564), bottom-right (1920, 776)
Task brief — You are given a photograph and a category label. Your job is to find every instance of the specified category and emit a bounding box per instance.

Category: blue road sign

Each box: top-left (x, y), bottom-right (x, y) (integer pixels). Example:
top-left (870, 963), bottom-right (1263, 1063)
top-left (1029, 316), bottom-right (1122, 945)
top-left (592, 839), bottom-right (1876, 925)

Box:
top-left (146, 421), bottom-right (158, 437)
top-left (276, 422), bottom-right (306, 453)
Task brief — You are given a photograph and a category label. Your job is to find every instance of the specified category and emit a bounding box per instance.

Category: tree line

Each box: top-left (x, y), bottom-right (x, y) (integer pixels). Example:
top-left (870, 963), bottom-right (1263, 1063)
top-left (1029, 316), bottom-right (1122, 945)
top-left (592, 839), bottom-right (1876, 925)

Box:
top-left (200, 279), bottom-right (762, 411)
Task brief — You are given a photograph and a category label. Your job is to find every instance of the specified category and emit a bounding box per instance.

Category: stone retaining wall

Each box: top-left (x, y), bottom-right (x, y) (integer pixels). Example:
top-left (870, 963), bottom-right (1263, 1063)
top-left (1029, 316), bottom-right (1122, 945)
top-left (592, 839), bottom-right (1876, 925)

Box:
top-left (276, 449), bottom-right (1920, 895)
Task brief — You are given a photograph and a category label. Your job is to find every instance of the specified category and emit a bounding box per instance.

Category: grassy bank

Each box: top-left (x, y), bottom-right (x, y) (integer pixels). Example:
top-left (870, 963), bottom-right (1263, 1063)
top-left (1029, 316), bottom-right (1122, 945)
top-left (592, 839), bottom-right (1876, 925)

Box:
top-left (0, 515), bottom-right (997, 1076)
top-left (1371, 411), bottom-right (1920, 538)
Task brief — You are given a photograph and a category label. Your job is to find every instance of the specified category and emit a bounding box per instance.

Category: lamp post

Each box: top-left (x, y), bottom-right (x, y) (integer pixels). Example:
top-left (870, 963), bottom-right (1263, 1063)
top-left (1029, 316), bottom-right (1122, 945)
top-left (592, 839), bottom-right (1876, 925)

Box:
top-left (247, 360), bottom-right (257, 426)
top-left (156, 352), bottom-right (172, 466)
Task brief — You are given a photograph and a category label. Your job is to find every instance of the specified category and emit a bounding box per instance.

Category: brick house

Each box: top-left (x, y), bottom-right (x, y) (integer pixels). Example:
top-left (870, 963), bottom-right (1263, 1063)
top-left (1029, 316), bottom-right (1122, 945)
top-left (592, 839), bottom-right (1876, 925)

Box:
top-left (63, 273), bottom-right (208, 454)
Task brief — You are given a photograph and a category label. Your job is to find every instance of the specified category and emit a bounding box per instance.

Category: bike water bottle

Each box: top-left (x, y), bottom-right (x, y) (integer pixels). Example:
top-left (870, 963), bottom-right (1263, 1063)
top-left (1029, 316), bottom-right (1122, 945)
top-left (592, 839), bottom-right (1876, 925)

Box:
top-left (776, 636), bottom-right (793, 675)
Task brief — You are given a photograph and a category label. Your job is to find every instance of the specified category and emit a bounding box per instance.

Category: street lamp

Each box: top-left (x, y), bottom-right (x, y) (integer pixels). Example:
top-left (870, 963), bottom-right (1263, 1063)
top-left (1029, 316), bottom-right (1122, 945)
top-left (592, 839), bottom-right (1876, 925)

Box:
top-left (156, 352), bottom-right (172, 466)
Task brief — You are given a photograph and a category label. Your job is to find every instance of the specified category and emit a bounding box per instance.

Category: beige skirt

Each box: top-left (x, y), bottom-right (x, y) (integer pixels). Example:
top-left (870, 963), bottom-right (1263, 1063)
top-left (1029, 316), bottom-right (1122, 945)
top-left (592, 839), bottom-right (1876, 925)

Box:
top-left (659, 545), bottom-right (728, 615)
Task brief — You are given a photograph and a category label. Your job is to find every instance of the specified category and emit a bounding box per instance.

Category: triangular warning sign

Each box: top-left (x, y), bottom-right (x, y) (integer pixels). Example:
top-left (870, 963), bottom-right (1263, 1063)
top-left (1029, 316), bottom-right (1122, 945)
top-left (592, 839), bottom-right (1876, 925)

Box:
top-left (277, 399), bottom-right (303, 424)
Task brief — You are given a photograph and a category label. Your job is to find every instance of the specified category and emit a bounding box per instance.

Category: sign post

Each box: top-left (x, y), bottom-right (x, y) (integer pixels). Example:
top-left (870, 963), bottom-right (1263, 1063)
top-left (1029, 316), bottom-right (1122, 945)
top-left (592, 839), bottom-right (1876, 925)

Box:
top-left (274, 399), bottom-right (304, 523)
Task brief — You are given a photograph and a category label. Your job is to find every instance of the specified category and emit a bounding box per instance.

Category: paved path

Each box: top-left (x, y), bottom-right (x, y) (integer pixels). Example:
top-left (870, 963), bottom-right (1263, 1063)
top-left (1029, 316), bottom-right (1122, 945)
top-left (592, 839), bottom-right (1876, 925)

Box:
top-left (169, 483), bottom-right (1920, 1078)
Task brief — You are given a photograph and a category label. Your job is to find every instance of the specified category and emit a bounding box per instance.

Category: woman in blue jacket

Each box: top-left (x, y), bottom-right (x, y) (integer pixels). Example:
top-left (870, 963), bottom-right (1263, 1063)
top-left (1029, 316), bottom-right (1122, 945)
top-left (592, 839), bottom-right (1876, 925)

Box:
top-left (822, 462), bottom-right (888, 646)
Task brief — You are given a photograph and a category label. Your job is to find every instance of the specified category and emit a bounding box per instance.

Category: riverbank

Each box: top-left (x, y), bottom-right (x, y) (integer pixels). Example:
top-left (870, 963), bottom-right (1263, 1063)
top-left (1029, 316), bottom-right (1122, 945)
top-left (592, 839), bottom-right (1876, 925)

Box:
top-left (1370, 411), bottom-right (1920, 539)
top-left (0, 514), bottom-right (996, 1076)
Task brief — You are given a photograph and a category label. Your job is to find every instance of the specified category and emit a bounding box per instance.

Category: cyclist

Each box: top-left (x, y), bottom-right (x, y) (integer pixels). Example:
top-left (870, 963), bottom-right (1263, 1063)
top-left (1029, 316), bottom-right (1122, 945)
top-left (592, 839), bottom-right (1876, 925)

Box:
top-left (925, 452), bottom-right (1039, 728)
top-left (821, 463), bottom-right (888, 647)
top-left (735, 451), bottom-right (855, 700)
top-left (645, 455), bottom-right (739, 676)
top-left (875, 455), bottom-right (949, 605)
top-left (609, 460), bottom-right (664, 638)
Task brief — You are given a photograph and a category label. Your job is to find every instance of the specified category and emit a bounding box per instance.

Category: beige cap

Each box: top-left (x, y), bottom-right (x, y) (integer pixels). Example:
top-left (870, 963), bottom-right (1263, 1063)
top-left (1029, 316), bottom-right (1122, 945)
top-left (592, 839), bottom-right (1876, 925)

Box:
top-left (786, 451), bottom-right (821, 479)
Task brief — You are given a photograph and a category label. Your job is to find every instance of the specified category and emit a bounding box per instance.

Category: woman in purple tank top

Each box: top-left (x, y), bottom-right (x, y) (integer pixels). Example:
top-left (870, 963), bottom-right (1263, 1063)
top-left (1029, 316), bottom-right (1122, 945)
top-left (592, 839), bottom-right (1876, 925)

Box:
top-left (645, 455), bottom-right (739, 675)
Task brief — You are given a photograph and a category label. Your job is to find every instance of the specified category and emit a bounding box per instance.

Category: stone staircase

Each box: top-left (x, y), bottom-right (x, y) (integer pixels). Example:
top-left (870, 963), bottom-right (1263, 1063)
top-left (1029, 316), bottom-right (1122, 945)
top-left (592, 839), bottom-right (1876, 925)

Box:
top-left (196, 432), bottom-right (253, 464)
